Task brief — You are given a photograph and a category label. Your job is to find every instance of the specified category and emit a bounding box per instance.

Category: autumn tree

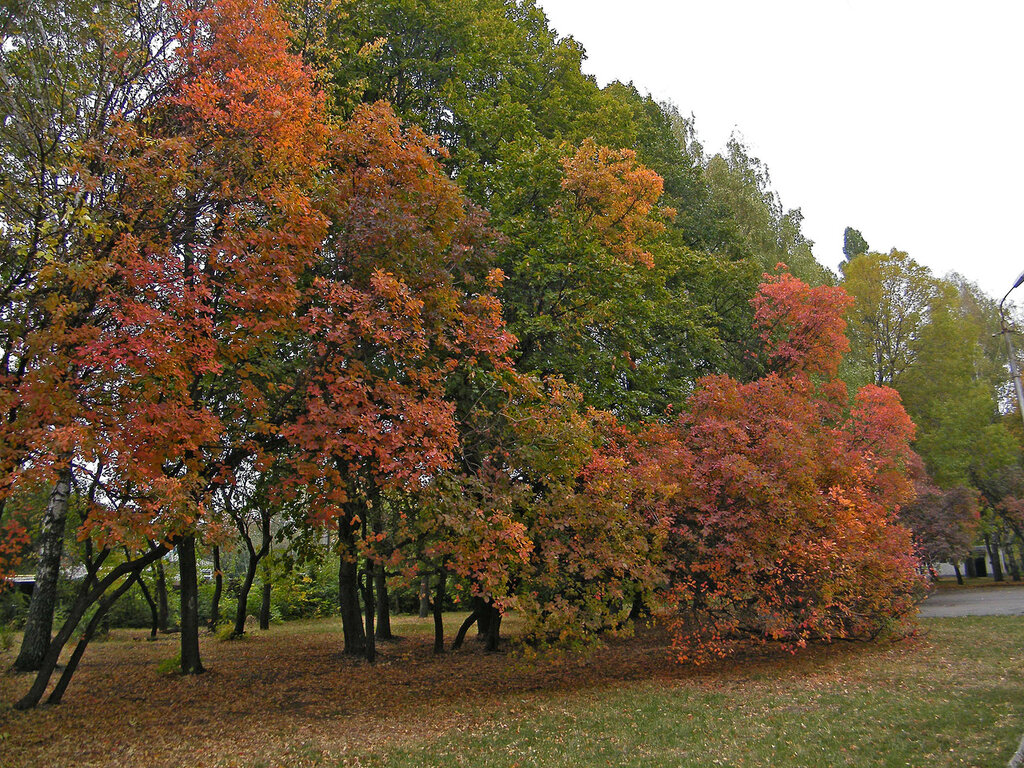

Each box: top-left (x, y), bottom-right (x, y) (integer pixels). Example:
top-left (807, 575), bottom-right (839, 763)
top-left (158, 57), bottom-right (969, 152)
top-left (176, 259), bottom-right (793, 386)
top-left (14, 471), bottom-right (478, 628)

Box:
top-left (301, 0), bottom-right (771, 419)
top-left (104, 0), bottom-right (330, 677)
top-left (508, 398), bottom-right (669, 646)
top-left (662, 271), bottom-right (924, 662)
top-left (417, 376), bottom-right (669, 653)
top-left (277, 101), bottom-right (514, 661)
top-left (14, 0), bottom-right (331, 706)
top-left (1, 0), bottom-right (180, 673)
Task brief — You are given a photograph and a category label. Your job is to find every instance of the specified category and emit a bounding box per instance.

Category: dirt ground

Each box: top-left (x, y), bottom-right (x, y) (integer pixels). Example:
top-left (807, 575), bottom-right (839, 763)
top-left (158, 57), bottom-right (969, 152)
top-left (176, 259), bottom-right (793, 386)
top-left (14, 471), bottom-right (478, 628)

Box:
top-left (0, 617), bottom-right (687, 767)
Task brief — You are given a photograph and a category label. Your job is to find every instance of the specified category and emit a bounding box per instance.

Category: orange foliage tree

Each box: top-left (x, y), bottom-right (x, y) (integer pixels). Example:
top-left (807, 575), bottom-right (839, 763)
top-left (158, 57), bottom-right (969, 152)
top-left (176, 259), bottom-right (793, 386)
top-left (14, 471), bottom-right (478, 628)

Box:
top-left (421, 377), bottom-right (671, 653)
top-left (15, 0), bottom-right (330, 707)
top-left (276, 102), bottom-right (515, 661)
top-left (558, 139), bottom-right (672, 270)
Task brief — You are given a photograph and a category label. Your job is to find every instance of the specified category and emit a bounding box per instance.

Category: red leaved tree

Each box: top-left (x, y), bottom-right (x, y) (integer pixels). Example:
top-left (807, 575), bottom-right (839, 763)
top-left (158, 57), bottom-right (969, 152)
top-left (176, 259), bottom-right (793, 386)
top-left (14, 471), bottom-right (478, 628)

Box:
top-left (662, 270), bottom-right (925, 662)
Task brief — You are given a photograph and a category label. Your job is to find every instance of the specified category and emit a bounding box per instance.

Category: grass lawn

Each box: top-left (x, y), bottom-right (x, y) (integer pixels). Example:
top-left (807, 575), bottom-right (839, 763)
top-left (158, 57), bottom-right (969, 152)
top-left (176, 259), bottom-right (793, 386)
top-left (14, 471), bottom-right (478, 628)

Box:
top-left (2, 610), bottom-right (1023, 767)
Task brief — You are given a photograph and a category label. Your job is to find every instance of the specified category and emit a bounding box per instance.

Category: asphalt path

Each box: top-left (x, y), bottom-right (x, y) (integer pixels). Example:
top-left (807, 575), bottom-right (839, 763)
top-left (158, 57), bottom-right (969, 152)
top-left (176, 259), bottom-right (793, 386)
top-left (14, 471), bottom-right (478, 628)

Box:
top-left (919, 586), bottom-right (1024, 617)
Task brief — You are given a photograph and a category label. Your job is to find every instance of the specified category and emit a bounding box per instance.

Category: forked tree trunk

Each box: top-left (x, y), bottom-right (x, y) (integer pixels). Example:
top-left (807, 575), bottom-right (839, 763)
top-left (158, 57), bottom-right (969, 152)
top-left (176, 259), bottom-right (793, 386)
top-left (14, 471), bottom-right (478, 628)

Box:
top-left (985, 533), bottom-right (1005, 582)
top-left (15, 544), bottom-right (168, 710)
top-left (234, 551), bottom-right (259, 636)
top-left (14, 464), bottom-right (73, 672)
top-left (232, 508), bottom-right (271, 636)
top-left (178, 536), bottom-right (204, 675)
top-left (460, 597), bottom-right (501, 651)
top-left (46, 570), bottom-right (141, 705)
top-left (952, 560), bottom-right (964, 585)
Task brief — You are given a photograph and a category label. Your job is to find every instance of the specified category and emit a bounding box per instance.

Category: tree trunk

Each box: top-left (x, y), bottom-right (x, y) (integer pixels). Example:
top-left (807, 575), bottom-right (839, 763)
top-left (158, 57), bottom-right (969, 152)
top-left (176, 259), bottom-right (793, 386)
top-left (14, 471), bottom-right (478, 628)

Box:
top-left (629, 591), bottom-right (649, 621)
top-left (367, 490), bottom-right (391, 643)
top-left (338, 517), bottom-right (365, 655)
top-left (135, 569), bottom-right (159, 638)
top-left (418, 576), bottom-right (430, 618)
top-left (985, 533), bottom-right (1005, 582)
top-left (209, 545), bottom-right (223, 627)
top-left (232, 508), bottom-right (271, 636)
top-left (475, 595), bottom-right (490, 638)
top-left (965, 554), bottom-right (977, 578)
top-left (1005, 543), bottom-right (1021, 582)
top-left (452, 607), bottom-right (480, 650)
top-left (259, 516), bottom-right (273, 631)
top-left (432, 567), bottom-right (447, 655)
top-left (952, 560), bottom-right (964, 586)
top-left (233, 550), bottom-right (259, 636)
top-left (15, 544), bottom-right (168, 710)
top-left (14, 464), bottom-right (73, 672)
top-left (155, 559), bottom-right (169, 631)
top-left (360, 560), bottom-right (376, 663)
top-left (375, 562), bottom-right (392, 640)
top-left (178, 536), bottom-right (204, 675)
top-left (466, 598), bottom-right (502, 651)
top-left (259, 578), bottom-right (272, 630)
top-left (485, 607), bottom-right (502, 652)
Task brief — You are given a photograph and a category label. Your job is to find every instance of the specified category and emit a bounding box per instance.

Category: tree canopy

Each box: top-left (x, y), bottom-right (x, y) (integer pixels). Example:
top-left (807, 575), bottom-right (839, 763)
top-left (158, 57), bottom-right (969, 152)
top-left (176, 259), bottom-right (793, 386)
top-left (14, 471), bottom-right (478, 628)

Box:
top-left (3, 0), bottom-right (1019, 714)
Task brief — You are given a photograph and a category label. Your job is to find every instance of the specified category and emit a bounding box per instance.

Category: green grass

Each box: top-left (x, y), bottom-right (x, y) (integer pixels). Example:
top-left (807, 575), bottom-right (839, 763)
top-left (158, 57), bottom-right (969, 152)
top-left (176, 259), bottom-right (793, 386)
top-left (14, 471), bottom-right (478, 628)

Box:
top-left (346, 616), bottom-right (1024, 768)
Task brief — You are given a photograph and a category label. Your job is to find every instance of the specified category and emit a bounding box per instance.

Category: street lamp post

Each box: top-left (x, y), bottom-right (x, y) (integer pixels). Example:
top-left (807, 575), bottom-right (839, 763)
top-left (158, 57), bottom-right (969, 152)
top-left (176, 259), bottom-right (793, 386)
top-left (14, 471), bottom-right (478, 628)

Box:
top-left (999, 270), bottom-right (1024, 431)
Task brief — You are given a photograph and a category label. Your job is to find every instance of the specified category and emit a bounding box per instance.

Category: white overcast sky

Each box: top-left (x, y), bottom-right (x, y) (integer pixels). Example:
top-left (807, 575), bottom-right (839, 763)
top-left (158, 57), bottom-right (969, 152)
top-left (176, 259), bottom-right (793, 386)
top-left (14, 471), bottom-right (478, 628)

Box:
top-left (537, 0), bottom-right (1024, 302)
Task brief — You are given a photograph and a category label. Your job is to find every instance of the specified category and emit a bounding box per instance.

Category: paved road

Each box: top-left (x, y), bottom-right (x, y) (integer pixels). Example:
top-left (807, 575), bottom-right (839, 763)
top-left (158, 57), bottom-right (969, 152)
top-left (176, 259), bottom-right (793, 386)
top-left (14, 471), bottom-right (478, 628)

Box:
top-left (919, 586), bottom-right (1024, 617)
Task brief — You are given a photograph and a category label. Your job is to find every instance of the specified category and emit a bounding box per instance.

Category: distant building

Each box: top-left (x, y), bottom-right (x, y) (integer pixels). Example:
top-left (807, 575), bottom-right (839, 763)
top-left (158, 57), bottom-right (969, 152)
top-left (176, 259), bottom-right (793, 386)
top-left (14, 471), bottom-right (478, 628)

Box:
top-left (9, 574), bottom-right (35, 598)
top-left (935, 546), bottom-right (992, 579)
